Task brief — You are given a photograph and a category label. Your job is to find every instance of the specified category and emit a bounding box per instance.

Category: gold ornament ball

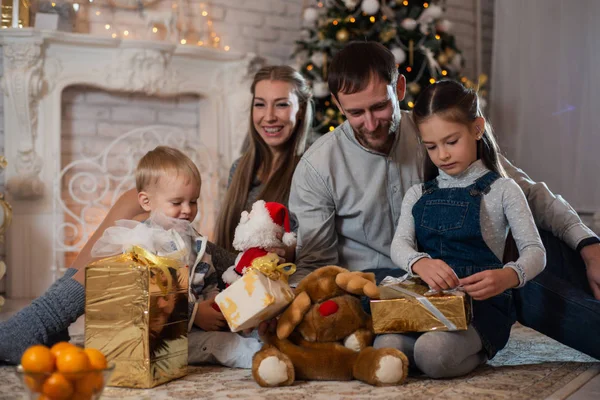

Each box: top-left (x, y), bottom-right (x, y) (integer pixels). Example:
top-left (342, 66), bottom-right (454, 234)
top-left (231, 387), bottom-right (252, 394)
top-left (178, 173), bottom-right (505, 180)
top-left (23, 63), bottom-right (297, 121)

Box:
top-left (379, 28), bottom-right (397, 43)
top-left (408, 82), bottom-right (421, 95)
top-left (437, 53), bottom-right (449, 66)
top-left (444, 48), bottom-right (456, 59)
top-left (336, 28), bottom-right (350, 42)
top-left (326, 108), bottom-right (336, 118)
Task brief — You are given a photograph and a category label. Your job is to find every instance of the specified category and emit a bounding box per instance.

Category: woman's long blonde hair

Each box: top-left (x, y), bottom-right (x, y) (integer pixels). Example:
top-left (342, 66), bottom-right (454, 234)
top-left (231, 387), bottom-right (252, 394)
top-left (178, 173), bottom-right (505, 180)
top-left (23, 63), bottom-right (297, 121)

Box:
top-left (214, 65), bottom-right (313, 251)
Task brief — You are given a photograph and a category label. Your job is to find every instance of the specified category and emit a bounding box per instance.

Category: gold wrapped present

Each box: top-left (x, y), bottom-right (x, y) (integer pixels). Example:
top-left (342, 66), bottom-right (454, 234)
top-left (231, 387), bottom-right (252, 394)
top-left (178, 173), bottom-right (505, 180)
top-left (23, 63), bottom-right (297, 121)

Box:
top-left (215, 253), bottom-right (295, 332)
top-left (85, 246), bottom-right (188, 388)
top-left (370, 278), bottom-right (471, 334)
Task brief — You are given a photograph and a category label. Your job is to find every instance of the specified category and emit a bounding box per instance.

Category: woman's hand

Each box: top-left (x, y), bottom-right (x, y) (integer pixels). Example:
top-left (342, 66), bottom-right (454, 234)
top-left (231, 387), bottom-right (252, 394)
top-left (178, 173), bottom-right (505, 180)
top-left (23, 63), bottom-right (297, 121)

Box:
top-left (412, 258), bottom-right (460, 291)
top-left (459, 268), bottom-right (519, 300)
top-left (265, 232), bottom-right (296, 263)
top-left (194, 299), bottom-right (227, 331)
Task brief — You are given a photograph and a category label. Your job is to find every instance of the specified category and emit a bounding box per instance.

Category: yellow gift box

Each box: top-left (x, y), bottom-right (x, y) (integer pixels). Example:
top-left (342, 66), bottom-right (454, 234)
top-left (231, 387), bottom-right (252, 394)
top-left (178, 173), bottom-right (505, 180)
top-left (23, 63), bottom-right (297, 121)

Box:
top-left (370, 278), bottom-right (471, 334)
top-left (85, 246), bottom-right (188, 388)
top-left (215, 253), bottom-right (295, 332)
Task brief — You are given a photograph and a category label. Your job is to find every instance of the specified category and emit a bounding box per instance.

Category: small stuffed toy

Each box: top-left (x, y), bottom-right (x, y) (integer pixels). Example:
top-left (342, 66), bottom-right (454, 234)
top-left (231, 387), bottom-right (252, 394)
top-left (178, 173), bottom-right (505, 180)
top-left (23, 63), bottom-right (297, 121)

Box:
top-left (252, 266), bottom-right (409, 387)
top-left (222, 200), bottom-right (296, 285)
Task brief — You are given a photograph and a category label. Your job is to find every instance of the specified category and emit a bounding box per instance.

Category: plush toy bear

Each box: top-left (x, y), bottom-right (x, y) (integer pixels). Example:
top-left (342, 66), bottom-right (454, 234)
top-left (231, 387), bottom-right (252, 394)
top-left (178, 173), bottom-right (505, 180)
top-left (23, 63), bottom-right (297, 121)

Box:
top-left (252, 266), bottom-right (409, 387)
top-left (222, 200), bottom-right (296, 286)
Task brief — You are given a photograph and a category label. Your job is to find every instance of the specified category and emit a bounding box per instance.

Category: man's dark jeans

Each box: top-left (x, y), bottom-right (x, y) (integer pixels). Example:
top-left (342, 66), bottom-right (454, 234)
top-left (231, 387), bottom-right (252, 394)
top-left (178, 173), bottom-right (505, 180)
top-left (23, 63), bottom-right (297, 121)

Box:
top-left (363, 229), bottom-right (599, 360)
top-left (513, 230), bottom-right (599, 359)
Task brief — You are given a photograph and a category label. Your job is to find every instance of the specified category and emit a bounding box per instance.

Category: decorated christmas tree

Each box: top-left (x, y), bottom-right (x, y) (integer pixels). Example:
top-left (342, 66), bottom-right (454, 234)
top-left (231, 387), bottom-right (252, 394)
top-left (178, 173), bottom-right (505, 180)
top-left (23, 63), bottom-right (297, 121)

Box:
top-left (294, 0), bottom-right (471, 135)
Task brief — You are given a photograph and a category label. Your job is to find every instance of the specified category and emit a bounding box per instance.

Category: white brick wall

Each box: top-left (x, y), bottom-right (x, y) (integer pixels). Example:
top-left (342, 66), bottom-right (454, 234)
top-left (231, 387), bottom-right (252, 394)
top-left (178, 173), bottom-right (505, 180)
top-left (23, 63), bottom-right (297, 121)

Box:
top-left (61, 86), bottom-right (199, 162)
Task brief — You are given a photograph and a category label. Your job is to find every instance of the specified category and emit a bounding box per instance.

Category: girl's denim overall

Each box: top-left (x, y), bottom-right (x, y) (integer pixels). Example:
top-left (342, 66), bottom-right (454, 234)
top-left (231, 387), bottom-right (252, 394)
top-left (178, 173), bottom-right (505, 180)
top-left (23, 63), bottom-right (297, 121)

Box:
top-left (412, 171), bottom-right (516, 358)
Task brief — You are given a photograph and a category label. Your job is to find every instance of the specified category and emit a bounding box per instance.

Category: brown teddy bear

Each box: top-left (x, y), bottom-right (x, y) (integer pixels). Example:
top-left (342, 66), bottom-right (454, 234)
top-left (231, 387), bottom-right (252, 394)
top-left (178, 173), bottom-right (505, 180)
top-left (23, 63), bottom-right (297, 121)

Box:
top-left (252, 266), bottom-right (409, 387)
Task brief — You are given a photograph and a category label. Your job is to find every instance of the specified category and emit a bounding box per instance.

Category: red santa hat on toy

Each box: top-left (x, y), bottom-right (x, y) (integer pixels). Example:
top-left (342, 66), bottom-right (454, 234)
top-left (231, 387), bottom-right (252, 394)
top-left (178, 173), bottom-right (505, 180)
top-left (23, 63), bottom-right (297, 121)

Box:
top-left (221, 200), bottom-right (297, 285)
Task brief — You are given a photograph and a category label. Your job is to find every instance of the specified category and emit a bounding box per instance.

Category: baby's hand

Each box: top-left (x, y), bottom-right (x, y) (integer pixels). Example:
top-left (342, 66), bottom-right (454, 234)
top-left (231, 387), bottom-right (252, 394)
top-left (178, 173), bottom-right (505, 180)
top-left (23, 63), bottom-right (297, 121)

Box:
top-left (194, 299), bottom-right (227, 331)
top-left (412, 258), bottom-right (460, 291)
top-left (460, 268), bottom-right (519, 300)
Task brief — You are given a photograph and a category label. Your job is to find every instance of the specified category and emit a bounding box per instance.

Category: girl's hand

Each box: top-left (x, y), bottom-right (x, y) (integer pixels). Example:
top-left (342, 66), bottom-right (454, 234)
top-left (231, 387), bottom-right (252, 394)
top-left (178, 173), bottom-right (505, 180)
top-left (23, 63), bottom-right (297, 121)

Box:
top-left (194, 299), bottom-right (227, 331)
top-left (412, 258), bottom-right (460, 291)
top-left (459, 268), bottom-right (519, 300)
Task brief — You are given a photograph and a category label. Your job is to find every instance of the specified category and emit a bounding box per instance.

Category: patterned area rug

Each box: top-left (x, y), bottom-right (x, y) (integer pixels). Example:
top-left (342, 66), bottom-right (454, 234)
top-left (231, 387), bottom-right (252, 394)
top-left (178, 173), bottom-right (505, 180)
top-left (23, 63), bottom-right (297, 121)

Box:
top-left (0, 324), bottom-right (597, 400)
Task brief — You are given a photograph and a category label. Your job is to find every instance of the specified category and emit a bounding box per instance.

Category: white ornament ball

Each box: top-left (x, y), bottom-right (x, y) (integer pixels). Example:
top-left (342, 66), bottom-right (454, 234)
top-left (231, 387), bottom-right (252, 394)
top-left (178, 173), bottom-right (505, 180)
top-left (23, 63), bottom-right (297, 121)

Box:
top-left (450, 53), bottom-right (462, 71)
top-left (436, 19), bottom-right (452, 33)
top-left (303, 7), bottom-right (319, 24)
top-left (343, 0), bottom-right (359, 9)
top-left (310, 52), bottom-right (325, 68)
top-left (479, 97), bottom-right (487, 110)
top-left (427, 4), bottom-right (443, 20)
top-left (361, 0), bottom-right (380, 15)
top-left (313, 82), bottom-right (330, 98)
top-left (420, 23), bottom-right (430, 35)
top-left (390, 47), bottom-right (406, 64)
top-left (401, 18), bottom-right (418, 31)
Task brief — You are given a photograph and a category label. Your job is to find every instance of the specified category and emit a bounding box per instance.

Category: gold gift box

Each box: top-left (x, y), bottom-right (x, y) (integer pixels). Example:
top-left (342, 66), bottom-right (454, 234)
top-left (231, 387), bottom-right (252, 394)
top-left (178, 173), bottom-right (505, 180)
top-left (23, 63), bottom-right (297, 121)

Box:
top-left (215, 267), bottom-right (295, 333)
top-left (370, 279), bottom-right (471, 334)
top-left (85, 246), bottom-right (188, 388)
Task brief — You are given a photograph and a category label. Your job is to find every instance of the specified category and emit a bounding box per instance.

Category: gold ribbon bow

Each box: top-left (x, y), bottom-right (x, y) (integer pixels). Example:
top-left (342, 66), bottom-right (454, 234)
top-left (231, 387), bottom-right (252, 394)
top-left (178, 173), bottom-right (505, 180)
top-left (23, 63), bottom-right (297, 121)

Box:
top-left (128, 245), bottom-right (180, 295)
top-left (249, 253), bottom-right (296, 283)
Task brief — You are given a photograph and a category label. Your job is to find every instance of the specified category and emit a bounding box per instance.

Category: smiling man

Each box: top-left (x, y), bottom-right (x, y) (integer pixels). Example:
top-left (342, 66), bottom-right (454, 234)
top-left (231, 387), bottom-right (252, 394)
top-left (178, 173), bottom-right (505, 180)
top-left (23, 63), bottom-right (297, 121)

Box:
top-left (288, 41), bottom-right (600, 360)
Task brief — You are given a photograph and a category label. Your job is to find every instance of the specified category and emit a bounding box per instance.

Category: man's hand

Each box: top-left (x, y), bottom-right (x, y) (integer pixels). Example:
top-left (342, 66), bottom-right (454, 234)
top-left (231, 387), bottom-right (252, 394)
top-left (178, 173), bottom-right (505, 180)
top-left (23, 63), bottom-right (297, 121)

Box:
top-left (581, 243), bottom-right (600, 300)
top-left (460, 268), bottom-right (519, 301)
top-left (412, 258), bottom-right (460, 291)
top-left (194, 299), bottom-right (227, 331)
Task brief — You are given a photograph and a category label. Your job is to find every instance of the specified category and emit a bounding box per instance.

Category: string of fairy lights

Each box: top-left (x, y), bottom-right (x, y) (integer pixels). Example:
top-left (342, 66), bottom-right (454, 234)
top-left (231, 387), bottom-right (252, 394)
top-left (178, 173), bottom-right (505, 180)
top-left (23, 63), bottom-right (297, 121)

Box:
top-left (3, 0), bottom-right (230, 51)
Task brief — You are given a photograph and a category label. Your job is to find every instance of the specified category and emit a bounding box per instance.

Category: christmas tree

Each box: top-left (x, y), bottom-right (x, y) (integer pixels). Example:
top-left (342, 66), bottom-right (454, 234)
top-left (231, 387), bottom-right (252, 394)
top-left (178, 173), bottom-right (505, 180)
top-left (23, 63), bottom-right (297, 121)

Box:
top-left (294, 0), bottom-right (468, 135)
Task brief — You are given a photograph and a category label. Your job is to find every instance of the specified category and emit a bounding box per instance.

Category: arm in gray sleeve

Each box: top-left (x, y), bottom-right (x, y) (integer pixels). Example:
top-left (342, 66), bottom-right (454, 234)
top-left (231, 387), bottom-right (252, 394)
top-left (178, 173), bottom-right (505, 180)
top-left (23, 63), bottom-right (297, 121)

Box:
top-left (500, 179), bottom-right (547, 287)
top-left (288, 159), bottom-right (339, 285)
top-left (390, 184), bottom-right (430, 275)
top-left (500, 155), bottom-right (597, 249)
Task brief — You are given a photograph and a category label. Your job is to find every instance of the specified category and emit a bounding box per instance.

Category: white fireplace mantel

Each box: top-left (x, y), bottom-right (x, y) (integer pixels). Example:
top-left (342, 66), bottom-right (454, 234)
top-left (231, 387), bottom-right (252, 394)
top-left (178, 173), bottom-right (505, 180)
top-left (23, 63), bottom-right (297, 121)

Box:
top-left (0, 28), bottom-right (258, 298)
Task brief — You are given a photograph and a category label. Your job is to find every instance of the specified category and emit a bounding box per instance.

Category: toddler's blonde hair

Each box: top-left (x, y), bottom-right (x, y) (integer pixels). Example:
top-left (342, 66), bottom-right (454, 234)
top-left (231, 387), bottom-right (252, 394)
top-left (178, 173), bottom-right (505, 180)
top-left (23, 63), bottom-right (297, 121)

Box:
top-left (135, 146), bottom-right (201, 192)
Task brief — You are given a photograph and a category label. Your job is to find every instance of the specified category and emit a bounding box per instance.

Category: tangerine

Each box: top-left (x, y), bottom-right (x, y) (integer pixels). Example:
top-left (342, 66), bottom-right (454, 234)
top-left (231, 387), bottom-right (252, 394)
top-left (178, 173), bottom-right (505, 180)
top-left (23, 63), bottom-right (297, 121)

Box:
top-left (21, 345), bottom-right (55, 374)
top-left (83, 348), bottom-right (107, 370)
top-left (50, 342), bottom-right (78, 360)
top-left (24, 374), bottom-right (45, 393)
top-left (41, 372), bottom-right (74, 400)
top-left (56, 348), bottom-right (90, 376)
top-left (75, 371), bottom-right (104, 396)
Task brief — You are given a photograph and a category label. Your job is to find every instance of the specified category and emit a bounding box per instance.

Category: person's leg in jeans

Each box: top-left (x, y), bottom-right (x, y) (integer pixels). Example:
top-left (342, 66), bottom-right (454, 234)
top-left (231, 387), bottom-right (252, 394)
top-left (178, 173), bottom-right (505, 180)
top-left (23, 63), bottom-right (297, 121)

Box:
top-left (513, 230), bottom-right (600, 359)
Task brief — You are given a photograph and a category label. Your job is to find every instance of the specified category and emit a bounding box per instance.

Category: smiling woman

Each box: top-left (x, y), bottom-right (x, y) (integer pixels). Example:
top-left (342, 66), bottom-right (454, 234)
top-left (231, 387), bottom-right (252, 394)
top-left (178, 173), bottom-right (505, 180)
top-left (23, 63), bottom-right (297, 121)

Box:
top-left (213, 65), bottom-right (313, 255)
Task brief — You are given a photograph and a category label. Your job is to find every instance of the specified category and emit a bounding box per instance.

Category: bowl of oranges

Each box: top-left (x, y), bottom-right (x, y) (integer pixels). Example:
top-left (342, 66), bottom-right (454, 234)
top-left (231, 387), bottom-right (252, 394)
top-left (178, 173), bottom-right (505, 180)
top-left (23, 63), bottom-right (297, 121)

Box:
top-left (15, 342), bottom-right (114, 400)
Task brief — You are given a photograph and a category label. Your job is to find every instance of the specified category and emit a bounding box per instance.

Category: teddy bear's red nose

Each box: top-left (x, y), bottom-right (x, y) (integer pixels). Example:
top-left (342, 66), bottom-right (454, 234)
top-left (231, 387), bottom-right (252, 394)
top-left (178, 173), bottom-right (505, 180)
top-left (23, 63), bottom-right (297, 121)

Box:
top-left (318, 300), bottom-right (339, 317)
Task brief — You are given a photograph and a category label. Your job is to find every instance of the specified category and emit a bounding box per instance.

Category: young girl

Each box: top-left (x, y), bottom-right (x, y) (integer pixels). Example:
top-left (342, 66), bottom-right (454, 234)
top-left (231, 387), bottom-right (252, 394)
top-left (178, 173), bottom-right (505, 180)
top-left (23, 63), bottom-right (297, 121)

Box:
top-left (375, 80), bottom-right (546, 378)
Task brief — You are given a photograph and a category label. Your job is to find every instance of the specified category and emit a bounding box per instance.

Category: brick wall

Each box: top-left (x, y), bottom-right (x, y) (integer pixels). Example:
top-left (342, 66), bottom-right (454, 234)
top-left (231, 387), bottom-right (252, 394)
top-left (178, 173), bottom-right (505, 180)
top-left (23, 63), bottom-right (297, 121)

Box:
top-left (61, 87), bottom-right (199, 160)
